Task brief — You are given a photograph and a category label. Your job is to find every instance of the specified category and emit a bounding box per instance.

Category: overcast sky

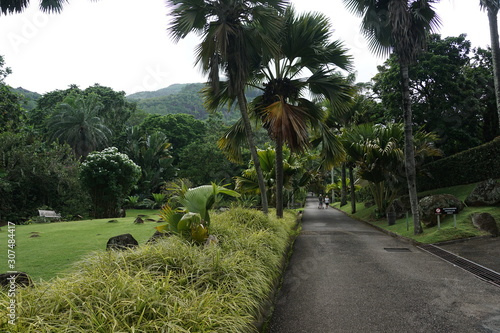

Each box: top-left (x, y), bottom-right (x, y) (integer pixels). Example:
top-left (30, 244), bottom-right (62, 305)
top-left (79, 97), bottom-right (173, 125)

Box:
top-left (0, 0), bottom-right (492, 95)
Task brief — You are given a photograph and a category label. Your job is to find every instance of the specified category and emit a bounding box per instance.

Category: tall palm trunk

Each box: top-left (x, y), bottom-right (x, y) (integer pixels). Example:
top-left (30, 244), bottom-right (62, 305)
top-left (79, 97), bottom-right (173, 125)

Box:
top-left (237, 91), bottom-right (269, 214)
top-left (487, 5), bottom-right (500, 130)
top-left (341, 163), bottom-right (347, 206)
top-left (275, 139), bottom-right (284, 218)
top-left (349, 165), bottom-right (356, 214)
top-left (400, 64), bottom-right (422, 234)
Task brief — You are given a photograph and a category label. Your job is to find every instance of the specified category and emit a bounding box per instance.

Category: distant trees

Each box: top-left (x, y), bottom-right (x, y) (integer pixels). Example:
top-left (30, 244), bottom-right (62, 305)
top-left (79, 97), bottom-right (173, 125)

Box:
top-left (139, 113), bottom-right (206, 164)
top-left (48, 93), bottom-right (111, 159)
top-left (0, 132), bottom-right (88, 222)
top-left (373, 34), bottom-right (498, 155)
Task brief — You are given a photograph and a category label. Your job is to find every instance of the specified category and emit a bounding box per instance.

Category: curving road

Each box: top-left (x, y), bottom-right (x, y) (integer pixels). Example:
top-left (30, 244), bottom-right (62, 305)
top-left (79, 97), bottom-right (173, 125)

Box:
top-left (267, 196), bottom-right (500, 333)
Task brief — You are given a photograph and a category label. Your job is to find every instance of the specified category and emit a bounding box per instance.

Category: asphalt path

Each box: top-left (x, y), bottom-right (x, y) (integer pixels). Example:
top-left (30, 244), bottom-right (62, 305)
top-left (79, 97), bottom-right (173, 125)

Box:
top-left (267, 196), bottom-right (500, 333)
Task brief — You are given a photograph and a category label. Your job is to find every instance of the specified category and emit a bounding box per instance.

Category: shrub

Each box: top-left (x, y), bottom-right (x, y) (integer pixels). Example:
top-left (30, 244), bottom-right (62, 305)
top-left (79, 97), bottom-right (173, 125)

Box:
top-left (0, 208), bottom-right (297, 332)
top-left (80, 147), bottom-right (141, 218)
top-left (418, 137), bottom-right (500, 191)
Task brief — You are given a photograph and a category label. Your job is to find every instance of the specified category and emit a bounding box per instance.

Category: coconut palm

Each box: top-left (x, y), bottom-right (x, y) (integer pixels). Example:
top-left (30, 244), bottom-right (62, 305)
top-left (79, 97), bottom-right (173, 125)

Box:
top-left (480, 0), bottom-right (500, 130)
top-left (48, 93), bottom-right (111, 159)
top-left (167, 0), bottom-right (288, 214)
top-left (343, 0), bottom-right (440, 234)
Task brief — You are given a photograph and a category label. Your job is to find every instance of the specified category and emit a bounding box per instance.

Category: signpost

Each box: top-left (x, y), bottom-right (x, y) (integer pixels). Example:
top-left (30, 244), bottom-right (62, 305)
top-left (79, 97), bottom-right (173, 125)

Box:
top-left (435, 207), bottom-right (459, 229)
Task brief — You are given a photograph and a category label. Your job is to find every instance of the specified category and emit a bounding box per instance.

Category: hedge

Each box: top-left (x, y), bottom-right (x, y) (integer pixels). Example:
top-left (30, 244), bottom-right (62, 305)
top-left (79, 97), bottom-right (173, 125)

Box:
top-left (418, 136), bottom-right (500, 191)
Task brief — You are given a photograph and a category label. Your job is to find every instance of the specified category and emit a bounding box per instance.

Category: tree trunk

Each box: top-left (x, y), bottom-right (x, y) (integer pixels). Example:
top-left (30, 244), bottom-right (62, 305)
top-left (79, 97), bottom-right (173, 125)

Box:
top-left (236, 91), bottom-right (269, 214)
top-left (341, 163), bottom-right (347, 206)
top-left (487, 6), bottom-right (500, 131)
top-left (400, 63), bottom-right (422, 235)
top-left (275, 139), bottom-right (284, 218)
top-left (349, 165), bottom-right (356, 214)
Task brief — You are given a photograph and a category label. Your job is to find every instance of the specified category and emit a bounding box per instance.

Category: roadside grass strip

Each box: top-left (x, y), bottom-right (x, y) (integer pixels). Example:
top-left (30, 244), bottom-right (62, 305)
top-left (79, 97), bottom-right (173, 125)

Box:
top-left (0, 208), bottom-right (297, 332)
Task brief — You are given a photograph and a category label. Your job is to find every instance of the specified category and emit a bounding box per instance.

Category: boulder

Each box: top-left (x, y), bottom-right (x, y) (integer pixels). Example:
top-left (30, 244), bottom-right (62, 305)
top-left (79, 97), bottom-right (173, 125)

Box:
top-left (465, 179), bottom-right (500, 206)
top-left (419, 194), bottom-right (464, 228)
top-left (0, 272), bottom-right (32, 287)
top-left (134, 217), bottom-right (144, 224)
top-left (471, 212), bottom-right (499, 237)
top-left (146, 230), bottom-right (170, 244)
top-left (106, 233), bottom-right (138, 250)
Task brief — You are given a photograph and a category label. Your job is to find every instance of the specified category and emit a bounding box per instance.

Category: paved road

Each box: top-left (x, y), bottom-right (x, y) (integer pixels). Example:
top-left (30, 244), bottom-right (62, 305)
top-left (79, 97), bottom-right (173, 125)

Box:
top-left (268, 196), bottom-right (500, 333)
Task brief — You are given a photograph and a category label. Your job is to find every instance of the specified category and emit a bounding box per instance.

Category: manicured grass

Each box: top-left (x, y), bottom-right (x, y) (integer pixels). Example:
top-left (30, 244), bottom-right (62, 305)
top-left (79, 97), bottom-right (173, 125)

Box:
top-left (0, 209), bottom-right (161, 281)
top-left (333, 182), bottom-right (500, 244)
top-left (0, 208), bottom-right (297, 332)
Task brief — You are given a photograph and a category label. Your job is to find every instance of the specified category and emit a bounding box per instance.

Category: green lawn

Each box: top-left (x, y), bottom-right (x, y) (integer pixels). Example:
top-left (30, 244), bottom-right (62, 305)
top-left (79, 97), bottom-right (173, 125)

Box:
top-left (0, 209), bottom-right (161, 282)
top-left (333, 182), bottom-right (500, 244)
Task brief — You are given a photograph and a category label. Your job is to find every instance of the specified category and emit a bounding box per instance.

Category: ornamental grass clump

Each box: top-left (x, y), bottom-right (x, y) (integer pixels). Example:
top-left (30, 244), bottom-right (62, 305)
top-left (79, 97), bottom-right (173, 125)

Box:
top-left (0, 208), bottom-right (297, 332)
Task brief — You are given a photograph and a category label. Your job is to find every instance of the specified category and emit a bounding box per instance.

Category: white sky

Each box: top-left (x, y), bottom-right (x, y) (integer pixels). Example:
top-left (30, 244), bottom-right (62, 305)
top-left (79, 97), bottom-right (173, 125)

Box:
top-left (0, 0), bottom-right (491, 95)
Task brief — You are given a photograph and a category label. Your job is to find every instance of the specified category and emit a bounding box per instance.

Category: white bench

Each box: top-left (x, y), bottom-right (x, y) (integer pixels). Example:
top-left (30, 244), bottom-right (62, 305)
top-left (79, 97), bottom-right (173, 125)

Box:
top-left (38, 210), bottom-right (61, 219)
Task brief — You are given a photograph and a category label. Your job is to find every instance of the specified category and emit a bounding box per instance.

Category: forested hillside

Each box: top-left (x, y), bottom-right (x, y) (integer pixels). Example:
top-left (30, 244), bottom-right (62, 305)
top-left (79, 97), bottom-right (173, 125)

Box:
top-left (127, 83), bottom-right (257, 123)
top-left (11, 87), bottom-right (41, 110)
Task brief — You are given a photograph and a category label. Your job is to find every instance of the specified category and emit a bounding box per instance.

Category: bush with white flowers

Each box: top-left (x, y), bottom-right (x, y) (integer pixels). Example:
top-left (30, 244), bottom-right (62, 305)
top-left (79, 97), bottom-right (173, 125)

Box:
top-left (80, 147), bottom-right (141, 218)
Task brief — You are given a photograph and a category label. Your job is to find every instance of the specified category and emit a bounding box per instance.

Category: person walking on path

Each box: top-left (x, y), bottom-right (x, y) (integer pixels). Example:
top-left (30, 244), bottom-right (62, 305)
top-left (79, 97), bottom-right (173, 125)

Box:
top-left (317, 194), bottom-right (324, 209)
top-left (324, 195), bottom-right (330, 209)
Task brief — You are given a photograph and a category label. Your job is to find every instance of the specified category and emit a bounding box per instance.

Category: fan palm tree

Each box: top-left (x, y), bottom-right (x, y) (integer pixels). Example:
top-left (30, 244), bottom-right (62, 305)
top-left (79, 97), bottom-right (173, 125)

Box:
top-left (0, 0), bottom-right (98, 15)
top-left (480, 0), bottom-right (500, 130)
top-left (343, 0), bottom-right (440, 234)
top-left (216, 7), bottom-right (353, 217)
top-left (48, 93), bottom-right (111, 159)
top-left (251, 8), bottom-right (353, 217)
top-left (167, 0), bottom-right (288, 214)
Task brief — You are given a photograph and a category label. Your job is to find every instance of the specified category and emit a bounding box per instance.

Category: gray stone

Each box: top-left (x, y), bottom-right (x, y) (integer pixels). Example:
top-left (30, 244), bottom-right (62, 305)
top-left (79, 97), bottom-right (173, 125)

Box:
top-left (419, 194), bottom-right (464, 228)
top-left (146, 230), bottom-right (170, 244)
top-left (471, 212), bottom-right (499, 237)
top-left (0, 272), bottom-right (32, 287)
top-left (106, 233), bottom-right (138, 250)
top-left (133, 217), bottom-right (144, 224)
top-left (465, 179), bottom-right (500, 206)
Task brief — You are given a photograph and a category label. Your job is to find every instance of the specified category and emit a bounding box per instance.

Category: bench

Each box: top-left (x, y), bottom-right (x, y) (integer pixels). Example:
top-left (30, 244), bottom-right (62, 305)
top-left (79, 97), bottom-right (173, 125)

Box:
top-left (38, 210), bottom-right (61, 219)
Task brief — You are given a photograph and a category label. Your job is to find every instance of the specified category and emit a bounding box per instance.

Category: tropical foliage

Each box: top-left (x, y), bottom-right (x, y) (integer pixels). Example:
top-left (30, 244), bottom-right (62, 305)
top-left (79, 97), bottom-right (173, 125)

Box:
top-left (80, 147), bottom-right (141, 218)
top-left (235, 145), bottom-right (312, 208)
top-left (342, 123), bottom-right (441, 216)
top-left (156, 183), bottom-right (240, 242)
top-left (48, 93), bottom-right (111, 159)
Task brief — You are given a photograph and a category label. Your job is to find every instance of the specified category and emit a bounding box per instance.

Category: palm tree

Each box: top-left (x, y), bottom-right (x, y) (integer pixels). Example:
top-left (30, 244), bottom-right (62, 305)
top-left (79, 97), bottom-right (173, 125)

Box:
top-left (0, 0), bottom-right (97, 15)
top-left (48, 93), bottom-right (111, 159)
top-left (342, 122), bottom-right (441, 218)
top-left (167, 0), bottom-right (287, 214)
top-left (343, 0), bottom-right (440, 234)
top-left (123, 127), bottom-right (175, 195)
top-left (235, 145), bottom-right (311, 208)
top-left (250, 7), bottom-right (353, 217)
top-left (480, 0), bottom-right (500, 130)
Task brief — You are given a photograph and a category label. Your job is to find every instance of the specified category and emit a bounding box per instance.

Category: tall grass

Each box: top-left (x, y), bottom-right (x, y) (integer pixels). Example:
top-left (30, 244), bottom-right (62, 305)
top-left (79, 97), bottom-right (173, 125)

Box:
top-left (0, 208), bottom-right (297, 332)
